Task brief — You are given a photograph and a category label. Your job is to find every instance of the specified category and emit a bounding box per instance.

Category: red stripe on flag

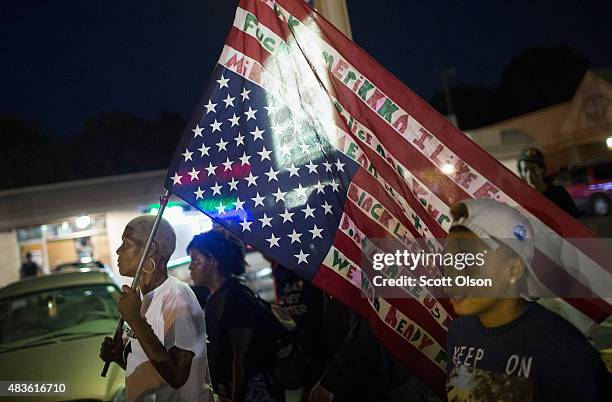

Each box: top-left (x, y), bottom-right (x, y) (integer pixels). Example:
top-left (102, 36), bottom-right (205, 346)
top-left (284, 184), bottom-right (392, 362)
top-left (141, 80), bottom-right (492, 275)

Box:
top-left (312, 262), bottom-right (448, 396)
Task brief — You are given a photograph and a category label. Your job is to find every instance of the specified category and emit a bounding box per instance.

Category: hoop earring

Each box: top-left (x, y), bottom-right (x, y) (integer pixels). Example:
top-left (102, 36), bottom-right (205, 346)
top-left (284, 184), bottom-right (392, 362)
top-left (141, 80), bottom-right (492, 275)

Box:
top-left (143, 257), bottom-right (156, 274)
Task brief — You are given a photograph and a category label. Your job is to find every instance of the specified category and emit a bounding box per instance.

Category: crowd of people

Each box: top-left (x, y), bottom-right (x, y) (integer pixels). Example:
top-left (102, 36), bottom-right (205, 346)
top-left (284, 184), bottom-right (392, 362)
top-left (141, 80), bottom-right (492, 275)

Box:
top-left (95, 148), bottom-right (610, 401)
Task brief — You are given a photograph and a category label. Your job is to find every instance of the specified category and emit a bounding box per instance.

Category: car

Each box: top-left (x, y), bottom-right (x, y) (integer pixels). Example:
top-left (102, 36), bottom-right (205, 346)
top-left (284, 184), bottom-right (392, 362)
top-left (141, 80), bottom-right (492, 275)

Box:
top-left (0, 269), bottom-right (125, 401)
top-left (553, 160), bottom-right (612, 216)
top-left (54, 260), bottom-right (110, 272)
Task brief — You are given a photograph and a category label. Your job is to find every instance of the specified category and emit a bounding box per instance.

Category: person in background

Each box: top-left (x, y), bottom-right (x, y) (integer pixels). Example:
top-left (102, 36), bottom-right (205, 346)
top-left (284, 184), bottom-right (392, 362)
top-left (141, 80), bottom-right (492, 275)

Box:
top-left (190, 284), bottom-right (210, 310)
top-left (517, 147), bottom-right (579, 217)
top-left (444, 199), bottom-right (609, 401)
top-left (99, 216), bottom-right (213, 402)
top-left (188, 229), bottom-right (285, 402)
top-left (267, 257), bottom-right (325, 402)
top-left (20, 251), bottom-right (42, 278)
top-left (309, 296), bottom-right (438, 402)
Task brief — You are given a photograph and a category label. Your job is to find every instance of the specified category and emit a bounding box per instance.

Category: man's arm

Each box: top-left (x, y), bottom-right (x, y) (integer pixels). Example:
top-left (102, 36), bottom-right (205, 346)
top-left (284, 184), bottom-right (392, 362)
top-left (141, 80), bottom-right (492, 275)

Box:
top-left (118, 286), bottom-right (193, 389)
top-left (230, 327), bottom-right (254, 402)
top-left (129, 316), bottom-right (194, 388)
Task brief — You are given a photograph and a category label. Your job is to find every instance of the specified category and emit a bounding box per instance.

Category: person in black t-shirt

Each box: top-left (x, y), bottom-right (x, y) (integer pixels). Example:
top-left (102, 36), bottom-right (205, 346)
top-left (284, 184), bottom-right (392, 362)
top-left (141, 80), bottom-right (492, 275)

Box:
top-left (444, 199), bottom-right (610, 402)
top-left (517, 147), bottom-right (579, 217)
top-left (20, 252), bottom-right (41, 278)
top-left (187, 229), bottom-right (285, 402)
top-left (267, 259), bottom-right (325, 401)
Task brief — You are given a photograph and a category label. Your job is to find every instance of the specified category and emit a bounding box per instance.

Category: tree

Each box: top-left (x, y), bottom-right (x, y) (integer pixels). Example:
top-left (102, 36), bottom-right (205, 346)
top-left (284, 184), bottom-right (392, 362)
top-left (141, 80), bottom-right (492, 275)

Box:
top-left (0, 114), bottom-right (70, 189)
top-left (495, 45), bottom-right (589, 119)
top-left (429, 83), bottom-right (497, 130)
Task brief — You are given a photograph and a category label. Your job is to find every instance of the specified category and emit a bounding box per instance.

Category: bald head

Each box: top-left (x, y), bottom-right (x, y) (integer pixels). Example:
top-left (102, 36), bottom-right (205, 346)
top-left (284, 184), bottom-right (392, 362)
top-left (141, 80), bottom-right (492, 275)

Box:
top-left (126, 215), bottom-right (176, 262)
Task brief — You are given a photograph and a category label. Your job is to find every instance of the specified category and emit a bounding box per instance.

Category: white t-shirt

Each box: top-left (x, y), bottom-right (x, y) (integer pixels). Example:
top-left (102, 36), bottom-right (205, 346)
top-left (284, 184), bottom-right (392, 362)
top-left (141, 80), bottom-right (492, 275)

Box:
top-left (125, 276), bottom-right (213, 402)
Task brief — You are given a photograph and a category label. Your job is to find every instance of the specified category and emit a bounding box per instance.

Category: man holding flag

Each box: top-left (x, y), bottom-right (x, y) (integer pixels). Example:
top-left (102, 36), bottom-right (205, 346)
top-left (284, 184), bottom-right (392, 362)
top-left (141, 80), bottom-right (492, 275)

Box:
top-left (163, 0), bottom-right (611, 398)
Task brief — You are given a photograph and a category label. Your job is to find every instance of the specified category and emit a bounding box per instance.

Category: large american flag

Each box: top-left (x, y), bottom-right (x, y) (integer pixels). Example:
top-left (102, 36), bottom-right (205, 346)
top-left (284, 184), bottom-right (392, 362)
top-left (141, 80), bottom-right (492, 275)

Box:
top-left (165, 0), bottom-right (611, 395)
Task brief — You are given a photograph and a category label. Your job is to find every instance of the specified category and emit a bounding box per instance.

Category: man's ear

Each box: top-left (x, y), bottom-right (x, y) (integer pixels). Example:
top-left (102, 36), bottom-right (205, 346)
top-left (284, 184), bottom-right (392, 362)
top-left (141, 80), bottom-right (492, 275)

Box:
top-left (508, 256), bottom-right (526, 283)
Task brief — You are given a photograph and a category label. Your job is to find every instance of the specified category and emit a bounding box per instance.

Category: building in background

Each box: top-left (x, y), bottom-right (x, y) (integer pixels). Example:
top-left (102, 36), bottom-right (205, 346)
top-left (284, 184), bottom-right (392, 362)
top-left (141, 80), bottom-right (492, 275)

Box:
top-left (468, 69), bottom-right (612, 175)
top-left (0, 171), bottom-right (211, 286)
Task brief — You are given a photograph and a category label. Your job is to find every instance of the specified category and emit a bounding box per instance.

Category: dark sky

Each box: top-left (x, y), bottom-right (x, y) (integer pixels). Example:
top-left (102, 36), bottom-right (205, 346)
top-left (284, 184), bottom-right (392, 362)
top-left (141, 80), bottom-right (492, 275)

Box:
top-left (1, 0), bottom-right (611, 137)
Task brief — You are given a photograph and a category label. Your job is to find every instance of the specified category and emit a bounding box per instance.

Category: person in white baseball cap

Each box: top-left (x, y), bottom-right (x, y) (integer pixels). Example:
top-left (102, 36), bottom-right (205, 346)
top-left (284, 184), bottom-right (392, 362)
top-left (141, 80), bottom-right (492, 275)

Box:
top-left (443, 199), bottom-right (610, 402)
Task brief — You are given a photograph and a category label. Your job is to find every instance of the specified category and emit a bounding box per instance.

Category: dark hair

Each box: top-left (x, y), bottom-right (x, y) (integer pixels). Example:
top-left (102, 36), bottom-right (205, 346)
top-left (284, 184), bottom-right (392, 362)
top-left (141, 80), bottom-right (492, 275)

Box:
top-left (187, 228), bottom-right (246, 277)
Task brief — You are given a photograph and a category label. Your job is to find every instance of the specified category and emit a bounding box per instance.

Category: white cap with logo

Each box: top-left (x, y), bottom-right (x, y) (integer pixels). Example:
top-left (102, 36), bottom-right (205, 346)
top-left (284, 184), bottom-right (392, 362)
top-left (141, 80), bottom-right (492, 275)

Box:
top-left (450, 198), bottom-right (548, 299)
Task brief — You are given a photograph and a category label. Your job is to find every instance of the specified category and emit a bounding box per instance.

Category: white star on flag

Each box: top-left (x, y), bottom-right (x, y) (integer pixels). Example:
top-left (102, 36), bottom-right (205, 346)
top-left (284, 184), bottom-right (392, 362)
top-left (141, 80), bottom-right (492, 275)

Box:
top-left (266, 233), bottom-right (280, 248)
top-left (330, 179), bottom-right (340, 192)
top-left (216, 74), bottom-right (229, 88)
top-left (265, 167), bottom-right (279, 182)
top-left (294, 183), bottom-right (308, 198)
top-left (228, 177), bottom-right (239, 191)
top-left (223, 94), bottom-right (235, 108)
top-left (182, 148), bottom-right (193, 162)
top-left (259, 213), bottom-right (273, 228)
top-left (301, 204), bottom-right (315, 219)
top-left (279, 143), bottom-right (292, 157)
top-left (194, 187), bottom-right (205, 200)
top-left (234, 197), bottom-right (245, 211)
top-left (245, 172), bottom-right (258, 187)
top-left (222, 157), bottom-right (233, 171)
top-left (258, 146), bottom-right (272, 161)
top-left (309, 225), bottom-right (324, 239)
top-left (272, 188), bottom-right (287, 203)
top-left (299, 142), bottom-right (310, 153)
top-left (205, 163), bottom-right (217, 176)
top-left (192, 124), bottom-right (204, 138)
top-left (250, 126), bottom-right (265, 141)
top-left (288, 229), bottom-right (302, 244)
top-left (198, 143), bottom-right (210, 157)
top-left (228, 113), bottom-right (240, 127)
top-left (323, 161), bottom-right (333, 172)
top-left (216, 202), bottom-right (226, 215)
top-left (211, 182), bottom-right (222, 196)
top-left (314, 180), bottom-right (326, 194)
top-left (294, 250), bottom-right (309, 264)
top-left (204, 100), bottom-right (217, 114)
top-left (239, 152), bottom-right (251, 166)
top-left (251, 192), bottom-right (265, 207)
top-left (234, 132), bottom-right (245, 146)
top-left (216, 138), bottom-right (228, 152)
top-left (279, 208), bottom-right (294, 222)
top-left (171, 173), bottom-right (182, 185)
top-left (210, 119), bottom-right (222, 132)
top-left (287, 164), bottom-right (300, 177)
top-left (305, 161), bottom-right (318, 174)
top-left (335, 159), bottom-right (345, 172)
top-left (240, 87), bottom-right (251, 101)
top-left (322, 201), bottom-right (333, 215)
top-left (263, 104), bottom-right (277, 115)
top-left (188, 167), bottom-right (200, 181)
top-left (240, 218), bottom-right (252, 232)
top-left (244, 106), bottom-right (257, 121)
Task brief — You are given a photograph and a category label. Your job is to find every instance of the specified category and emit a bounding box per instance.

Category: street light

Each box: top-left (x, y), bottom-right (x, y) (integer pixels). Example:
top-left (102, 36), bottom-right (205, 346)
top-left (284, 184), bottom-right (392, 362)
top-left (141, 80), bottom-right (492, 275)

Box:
top-left (606, 136), bottom-right (612, 150)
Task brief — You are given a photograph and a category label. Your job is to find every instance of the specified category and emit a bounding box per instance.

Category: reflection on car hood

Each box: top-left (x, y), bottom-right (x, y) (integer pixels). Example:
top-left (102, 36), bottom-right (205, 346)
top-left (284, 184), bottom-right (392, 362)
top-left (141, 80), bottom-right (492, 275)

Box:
top-left (0, 335), bottom-right (124, 402)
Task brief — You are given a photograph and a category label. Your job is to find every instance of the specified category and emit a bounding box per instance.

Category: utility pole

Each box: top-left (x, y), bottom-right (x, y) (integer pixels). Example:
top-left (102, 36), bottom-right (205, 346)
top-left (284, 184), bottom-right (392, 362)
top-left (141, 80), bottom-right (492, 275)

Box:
top-left (314, 0), bottom-right (353, 40)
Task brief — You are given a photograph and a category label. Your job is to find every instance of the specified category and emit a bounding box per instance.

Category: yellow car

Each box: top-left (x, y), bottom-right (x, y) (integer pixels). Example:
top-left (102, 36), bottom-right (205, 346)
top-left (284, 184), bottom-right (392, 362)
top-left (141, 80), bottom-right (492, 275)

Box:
top-left (0, 269), bottom-right (125, 401)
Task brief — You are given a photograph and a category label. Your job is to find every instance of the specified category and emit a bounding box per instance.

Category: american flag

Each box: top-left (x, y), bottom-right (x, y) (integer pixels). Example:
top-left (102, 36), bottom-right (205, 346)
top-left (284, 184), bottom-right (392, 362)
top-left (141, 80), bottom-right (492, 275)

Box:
top-left (166, 0), bottom-right (611, 395)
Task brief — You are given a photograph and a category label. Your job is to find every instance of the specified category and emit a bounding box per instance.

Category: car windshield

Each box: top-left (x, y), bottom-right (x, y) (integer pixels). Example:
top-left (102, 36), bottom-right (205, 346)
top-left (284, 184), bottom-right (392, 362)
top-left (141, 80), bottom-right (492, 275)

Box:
top-left (0, 284), bottom-right (120, 348)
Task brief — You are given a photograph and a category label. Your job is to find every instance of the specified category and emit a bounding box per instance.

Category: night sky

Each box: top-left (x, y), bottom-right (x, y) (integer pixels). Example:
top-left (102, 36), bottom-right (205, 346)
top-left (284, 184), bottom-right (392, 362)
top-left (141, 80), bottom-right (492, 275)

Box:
top-left (2, 0), bottom-right (611, 137)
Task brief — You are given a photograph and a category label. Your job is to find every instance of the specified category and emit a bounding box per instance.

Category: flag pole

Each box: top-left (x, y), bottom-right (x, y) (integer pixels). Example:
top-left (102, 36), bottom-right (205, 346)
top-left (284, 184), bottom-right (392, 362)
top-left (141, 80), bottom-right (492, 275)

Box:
top-left (101, 188), bottom-right (171, 377)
